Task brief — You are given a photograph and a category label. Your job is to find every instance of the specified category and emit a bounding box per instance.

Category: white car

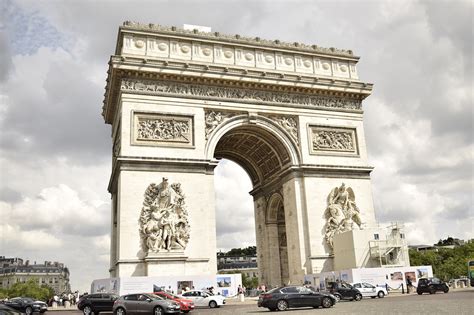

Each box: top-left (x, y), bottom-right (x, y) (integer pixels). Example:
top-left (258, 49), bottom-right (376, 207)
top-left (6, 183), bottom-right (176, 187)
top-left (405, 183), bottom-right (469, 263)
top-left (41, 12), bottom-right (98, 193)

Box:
top-left (180, 290), bottom-right (226, 308)
top-left (351, 282), bottom-right (388, 298)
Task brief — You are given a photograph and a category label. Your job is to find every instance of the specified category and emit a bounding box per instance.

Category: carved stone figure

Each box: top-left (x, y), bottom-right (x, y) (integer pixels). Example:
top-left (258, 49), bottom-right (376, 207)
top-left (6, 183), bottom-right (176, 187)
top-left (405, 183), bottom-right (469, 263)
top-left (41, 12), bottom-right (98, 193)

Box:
top-left (119, 79), bottom-right (362, 115)
top-left (205, 111), bottom-right (237, 139)
top-left (313, 130), bottom-right (354, 151)
top-left (137, 118), bottom-right (190, 142)
top-left (139, 178), bottom-right (190, 253)
top-left (269, 115), bottom-right (299, 142)
top-left (324, 183), bottom-right (363, 249)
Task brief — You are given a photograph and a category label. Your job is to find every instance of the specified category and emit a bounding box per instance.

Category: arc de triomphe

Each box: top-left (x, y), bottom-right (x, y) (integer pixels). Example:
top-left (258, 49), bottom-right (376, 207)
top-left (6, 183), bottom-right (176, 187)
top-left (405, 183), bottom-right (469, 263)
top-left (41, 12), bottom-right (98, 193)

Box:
top-left (102, 22), bottom-right (375, 287)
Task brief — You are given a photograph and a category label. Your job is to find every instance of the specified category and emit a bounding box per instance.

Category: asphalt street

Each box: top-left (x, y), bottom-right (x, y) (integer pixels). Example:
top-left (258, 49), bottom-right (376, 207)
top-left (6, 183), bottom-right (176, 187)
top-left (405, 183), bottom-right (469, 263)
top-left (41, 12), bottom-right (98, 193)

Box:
top-left (50, 290), bottom-right (474, 315)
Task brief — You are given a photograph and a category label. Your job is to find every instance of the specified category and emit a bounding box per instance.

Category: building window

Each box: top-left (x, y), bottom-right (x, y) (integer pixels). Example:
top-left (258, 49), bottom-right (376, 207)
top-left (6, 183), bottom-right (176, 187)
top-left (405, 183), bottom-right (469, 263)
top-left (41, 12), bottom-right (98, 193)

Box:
top-left (374, 234), bottom-right (380, 240)
top-left (400, 233), bottom-right (405, 239)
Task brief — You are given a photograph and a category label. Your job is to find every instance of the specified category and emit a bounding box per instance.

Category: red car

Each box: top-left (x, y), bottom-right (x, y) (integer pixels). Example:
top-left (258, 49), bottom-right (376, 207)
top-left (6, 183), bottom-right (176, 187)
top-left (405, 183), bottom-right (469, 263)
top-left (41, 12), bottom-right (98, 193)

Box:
top-left (153, 291), bottom-right (195, 313)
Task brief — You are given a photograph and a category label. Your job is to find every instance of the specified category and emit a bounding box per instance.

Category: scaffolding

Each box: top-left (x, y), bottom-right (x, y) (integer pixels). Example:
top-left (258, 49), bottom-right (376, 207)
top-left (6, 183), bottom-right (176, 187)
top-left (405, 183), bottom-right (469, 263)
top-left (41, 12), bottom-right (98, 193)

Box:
top-left (369, 223), bottom-right (408, 267)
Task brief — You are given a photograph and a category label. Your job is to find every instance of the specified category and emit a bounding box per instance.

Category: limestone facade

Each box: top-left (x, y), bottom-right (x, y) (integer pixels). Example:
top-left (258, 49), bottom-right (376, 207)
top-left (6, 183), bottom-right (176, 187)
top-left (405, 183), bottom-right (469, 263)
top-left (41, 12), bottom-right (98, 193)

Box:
top-left (103, 22), bottom-right (375, 287)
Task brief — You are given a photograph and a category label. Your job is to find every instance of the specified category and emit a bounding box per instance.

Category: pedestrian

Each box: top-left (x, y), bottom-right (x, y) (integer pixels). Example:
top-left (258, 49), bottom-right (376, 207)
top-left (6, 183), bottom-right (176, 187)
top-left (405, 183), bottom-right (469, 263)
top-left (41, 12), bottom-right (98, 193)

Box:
top-left (406, 276), bottom-right (412, 294)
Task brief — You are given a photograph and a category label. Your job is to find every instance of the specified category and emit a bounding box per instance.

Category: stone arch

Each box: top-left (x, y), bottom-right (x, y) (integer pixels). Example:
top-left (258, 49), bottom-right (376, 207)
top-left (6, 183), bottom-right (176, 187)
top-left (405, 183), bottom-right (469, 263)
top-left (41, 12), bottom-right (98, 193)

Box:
top-left (205, 114), bottom-right (301, 187)
top-left (266, 192), bottom-right (283, 224)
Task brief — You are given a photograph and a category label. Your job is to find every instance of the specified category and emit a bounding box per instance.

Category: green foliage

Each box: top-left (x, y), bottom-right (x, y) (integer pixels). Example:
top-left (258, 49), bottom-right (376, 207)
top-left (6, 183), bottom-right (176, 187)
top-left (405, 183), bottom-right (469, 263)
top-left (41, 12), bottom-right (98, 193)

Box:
top-left (409, 241), bottom-right (474, 281)
top-left (241, 272), bottom-right (259, 289)
top-left (219, 246), bottom-right (257, 257)
top-left (1, 280), bottom-right (54, 302)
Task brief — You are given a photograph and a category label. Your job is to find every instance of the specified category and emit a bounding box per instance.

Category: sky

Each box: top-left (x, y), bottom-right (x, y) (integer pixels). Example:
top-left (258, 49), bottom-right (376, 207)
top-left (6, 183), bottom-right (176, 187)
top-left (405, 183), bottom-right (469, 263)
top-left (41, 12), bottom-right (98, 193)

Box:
top-left (0, 0), bottom-right (472, 292)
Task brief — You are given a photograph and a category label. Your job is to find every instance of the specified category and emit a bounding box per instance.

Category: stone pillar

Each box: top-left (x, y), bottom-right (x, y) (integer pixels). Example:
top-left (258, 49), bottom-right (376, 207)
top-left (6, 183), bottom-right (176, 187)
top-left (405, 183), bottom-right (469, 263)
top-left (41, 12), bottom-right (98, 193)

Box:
top-left (282, 177), bottom-right (308, 285)
top-left (266, 223), bottom-right (282, 287)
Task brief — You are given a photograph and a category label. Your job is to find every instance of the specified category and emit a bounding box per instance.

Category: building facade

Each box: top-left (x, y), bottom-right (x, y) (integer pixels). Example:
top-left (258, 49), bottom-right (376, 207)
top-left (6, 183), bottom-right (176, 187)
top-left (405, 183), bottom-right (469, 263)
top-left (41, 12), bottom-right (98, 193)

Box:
top-left (0, 257), bottom-right (71, 294)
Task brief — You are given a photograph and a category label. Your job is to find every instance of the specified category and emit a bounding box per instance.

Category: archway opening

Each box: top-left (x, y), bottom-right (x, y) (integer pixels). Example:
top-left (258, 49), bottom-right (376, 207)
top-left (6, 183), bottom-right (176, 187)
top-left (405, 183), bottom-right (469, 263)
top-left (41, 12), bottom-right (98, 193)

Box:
top-left (212, 123), bottom-right (294, 287)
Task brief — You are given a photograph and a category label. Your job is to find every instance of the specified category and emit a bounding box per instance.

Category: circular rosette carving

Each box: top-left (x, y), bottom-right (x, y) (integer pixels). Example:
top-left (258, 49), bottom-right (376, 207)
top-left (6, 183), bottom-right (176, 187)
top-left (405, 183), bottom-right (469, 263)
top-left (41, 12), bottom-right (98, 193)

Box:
top-left (139, 178), bottom-right (190, 253)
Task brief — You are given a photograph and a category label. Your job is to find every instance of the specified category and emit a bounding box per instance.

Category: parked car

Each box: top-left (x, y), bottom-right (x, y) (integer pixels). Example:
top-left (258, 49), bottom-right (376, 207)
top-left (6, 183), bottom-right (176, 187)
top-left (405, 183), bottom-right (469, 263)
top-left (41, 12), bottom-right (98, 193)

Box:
top-left (257, 286), bottom-right (336, 311)
top-left (180, 290), bottom-right (225, 308)
top-left (77, 293), bottom-right (119, 315)
top-left (0, 304), bottom-right (22, 315)
top-left (328, 282), bottom-right (362, 302)
top-left (351, 282), bottom-right (387, 298)
top-left (2, 297), bottom-right (48, 314)
top-left (113, 293), bottom-right (181, 315)
top-left (152, 291), bottom-right (194, 313)
top-left (417, 277), bottom-right (449, 295)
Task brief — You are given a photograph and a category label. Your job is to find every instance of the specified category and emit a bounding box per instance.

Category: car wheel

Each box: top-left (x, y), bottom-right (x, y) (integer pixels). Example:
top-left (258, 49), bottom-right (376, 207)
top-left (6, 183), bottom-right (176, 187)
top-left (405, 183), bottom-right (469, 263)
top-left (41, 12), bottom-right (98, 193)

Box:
top-left (429, 288), bottom-right (436, 294)
top-left (354, 293), bottom-right (362, 301)
top-left (209, 300), bottom-right (217, 308)
top-left (25, 307), bottom-right (33, 315)
top-left (417, 291), bottom-right (422, 295)
top-left (154, 306), bottom-right (164, 315)
top-left (443, 287), bottom-right (449, 293)
top-left (321, 297), bottom-right (332, 308)
top-left (377, 291), bottom-right (385, 298)
top-left (276, 300), bottom-right (288, 311)
top-left (334, 294), bottom-right (341, 302)
top-left (83, 306), bottom-right (93, 315)
top-left (115, 307), bottom-right (126, 315)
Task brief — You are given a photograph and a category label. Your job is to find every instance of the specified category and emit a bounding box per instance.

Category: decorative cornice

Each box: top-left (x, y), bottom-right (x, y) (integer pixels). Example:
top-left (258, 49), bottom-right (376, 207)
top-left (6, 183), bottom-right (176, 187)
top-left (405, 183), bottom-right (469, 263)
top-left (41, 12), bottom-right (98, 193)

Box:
top-left (121, 21), bottom-right (356, 58)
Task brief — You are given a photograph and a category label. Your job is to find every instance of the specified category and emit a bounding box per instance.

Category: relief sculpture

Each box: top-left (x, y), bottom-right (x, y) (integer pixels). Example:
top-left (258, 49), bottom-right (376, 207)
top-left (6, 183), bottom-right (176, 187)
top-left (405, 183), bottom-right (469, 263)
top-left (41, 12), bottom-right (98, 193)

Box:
top-left (205, 110), bottom-right (236, 139)
top-left (269, 115), bottom-right (298, 142)
top-left (139, 178), bottom-right (190, 253)
top-left (137, 118), bottom-right (190, 142)
top-left (324, 183), bottom-right (363, 250)
top-left (313, 130), bottom-right (354, 151)
top-left (121, 79), bottom-right (362, 111)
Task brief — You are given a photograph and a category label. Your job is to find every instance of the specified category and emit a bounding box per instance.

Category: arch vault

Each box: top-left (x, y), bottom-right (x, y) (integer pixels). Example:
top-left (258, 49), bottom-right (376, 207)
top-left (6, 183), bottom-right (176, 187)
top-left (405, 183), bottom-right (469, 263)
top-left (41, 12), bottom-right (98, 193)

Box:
top-left (103, 22), bottom-right (375, 287)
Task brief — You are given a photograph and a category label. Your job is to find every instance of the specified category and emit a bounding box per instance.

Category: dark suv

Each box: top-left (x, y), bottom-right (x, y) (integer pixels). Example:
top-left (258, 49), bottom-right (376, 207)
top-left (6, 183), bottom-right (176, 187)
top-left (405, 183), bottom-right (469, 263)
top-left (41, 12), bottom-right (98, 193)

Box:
top-left (417, 278), bottom-right (449, 295)
top-left (77, 293), bottom-right (119, 315)
top-left (328, 282), bottom-right (362, 302)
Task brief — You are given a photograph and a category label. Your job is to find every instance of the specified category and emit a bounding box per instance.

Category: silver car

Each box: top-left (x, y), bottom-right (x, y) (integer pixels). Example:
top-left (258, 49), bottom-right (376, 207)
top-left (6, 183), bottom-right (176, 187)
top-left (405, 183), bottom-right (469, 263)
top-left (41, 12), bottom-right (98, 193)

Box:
top-left (113, 293), bottom-right (180, 315)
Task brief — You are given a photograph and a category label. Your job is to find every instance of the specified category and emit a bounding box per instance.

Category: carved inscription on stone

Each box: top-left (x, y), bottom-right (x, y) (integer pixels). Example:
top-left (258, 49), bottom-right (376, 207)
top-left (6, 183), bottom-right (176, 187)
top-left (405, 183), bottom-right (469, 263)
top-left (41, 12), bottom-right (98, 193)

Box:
top-left (139, 178), bottom-right (190, 253)
top-left (267, 115), bottom-right (299, 142)
top-left (121, 79), bottom-right (362, 111)
top-left (132, 112), bottom-right (193, 147)
top-left (324, 183), bottom-right (363, 250)
top-left (309, 126), bottom-right (358, 155)
top-left (205, 110), bottom-right (238, 140)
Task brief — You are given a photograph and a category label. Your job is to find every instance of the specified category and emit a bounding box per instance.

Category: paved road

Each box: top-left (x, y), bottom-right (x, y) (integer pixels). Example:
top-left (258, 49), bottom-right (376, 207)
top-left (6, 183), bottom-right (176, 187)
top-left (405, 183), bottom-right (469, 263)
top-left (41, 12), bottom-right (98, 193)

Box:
top-left (51, 290), bottom-right (474, 315)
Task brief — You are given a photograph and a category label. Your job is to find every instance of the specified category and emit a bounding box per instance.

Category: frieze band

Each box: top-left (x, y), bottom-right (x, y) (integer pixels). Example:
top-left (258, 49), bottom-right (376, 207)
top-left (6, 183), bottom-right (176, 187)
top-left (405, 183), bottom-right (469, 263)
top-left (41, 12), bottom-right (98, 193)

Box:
top-left (121, 79), bottom-right (362, 111)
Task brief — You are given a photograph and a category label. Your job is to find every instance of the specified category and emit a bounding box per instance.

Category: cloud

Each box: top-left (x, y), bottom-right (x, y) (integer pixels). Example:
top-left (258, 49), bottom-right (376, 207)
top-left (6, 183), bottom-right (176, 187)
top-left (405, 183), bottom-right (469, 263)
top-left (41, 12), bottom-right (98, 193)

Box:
top-left (214, 159), bottom-right (256, 251)
top-left (0, 0), bottom-right (472, 292)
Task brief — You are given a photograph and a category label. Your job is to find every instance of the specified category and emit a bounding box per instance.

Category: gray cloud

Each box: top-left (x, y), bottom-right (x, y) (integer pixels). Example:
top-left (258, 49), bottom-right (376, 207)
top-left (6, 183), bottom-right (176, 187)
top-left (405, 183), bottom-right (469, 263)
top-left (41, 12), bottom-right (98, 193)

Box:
top-left (1, 0), bottom-right (472, 292)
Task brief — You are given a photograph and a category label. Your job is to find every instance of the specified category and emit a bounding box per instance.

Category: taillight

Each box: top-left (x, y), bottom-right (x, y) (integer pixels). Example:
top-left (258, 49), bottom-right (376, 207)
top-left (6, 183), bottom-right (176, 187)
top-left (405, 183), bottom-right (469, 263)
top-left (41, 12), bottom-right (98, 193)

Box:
top-left (261, 294), bottom-right (272, 299)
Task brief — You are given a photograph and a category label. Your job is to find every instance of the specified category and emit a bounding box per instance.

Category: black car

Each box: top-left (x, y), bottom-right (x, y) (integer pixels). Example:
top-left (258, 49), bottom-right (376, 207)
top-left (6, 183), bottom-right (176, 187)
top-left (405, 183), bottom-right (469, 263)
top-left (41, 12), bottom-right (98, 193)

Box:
top-left (2, 297), bottom-right (48, 314)
top-left (328, 282), bottom-right (362, 302)
top-left (257, 286), bottom-right (336, 311)
top-left (77, 293), bottom-right (120, 315)
top-left (417, 278), bottom-right (449, 295)
top-left (0, 304), bottom-right (22, 315)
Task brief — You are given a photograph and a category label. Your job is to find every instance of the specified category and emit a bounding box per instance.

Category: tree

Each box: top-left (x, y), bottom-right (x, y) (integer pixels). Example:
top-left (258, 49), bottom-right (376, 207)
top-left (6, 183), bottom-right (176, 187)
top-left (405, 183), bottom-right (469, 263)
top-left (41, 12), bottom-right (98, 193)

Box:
top-left (409, 241), bottom-right (474, 281)
top-left (4, 280), bottom-right (54, 302)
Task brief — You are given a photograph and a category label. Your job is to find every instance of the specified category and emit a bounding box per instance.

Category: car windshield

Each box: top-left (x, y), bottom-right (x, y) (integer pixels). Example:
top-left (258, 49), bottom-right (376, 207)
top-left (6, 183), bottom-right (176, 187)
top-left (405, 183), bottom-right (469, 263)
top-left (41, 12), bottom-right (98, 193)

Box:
top-left (22, 298), bottom-right (35, 303)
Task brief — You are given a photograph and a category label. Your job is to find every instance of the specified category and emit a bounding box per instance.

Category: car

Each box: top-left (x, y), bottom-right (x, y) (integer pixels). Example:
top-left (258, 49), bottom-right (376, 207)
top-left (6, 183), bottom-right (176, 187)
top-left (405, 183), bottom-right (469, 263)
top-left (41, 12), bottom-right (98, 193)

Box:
top-left (0, 304), bottom-right (22, 315)
top-left (77, 293), bottom-right (120, 315)
top-left (2, 297), bottom-right (48, 314)
top-left (113, 293), bottom-right (181, 315)
top-left (152, 291), bottom-right (194, 313)
top-left (257, 286), bottom-right (336, 311)
top-left (328, 282), bottom-right (362, 302)
top-left (180, 290), bottom-right (225, 308)
top-left (351, 282), bottom-right (388, 298)
top-left (417, 277), bottom-right (449, 295)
